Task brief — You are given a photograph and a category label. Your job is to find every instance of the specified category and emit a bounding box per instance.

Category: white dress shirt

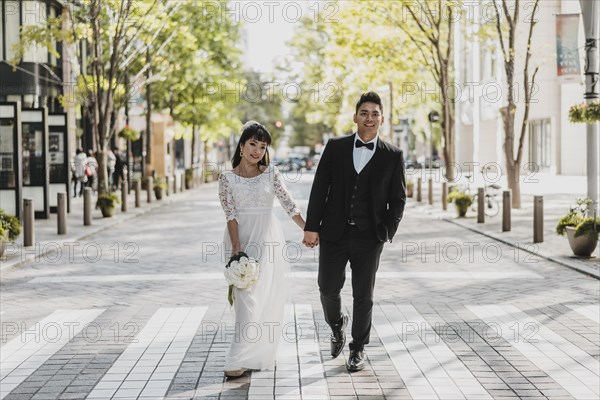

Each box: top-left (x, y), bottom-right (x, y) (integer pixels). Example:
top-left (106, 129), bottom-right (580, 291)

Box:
top-left (353, 135), bottom-right (378, 173)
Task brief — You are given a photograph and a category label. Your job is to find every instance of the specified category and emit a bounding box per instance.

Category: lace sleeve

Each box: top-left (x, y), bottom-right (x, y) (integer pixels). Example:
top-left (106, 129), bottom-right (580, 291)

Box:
top-left (273, 166), bottom-right (301, 217)
top-left (218, 173), bottom-right (238, 222)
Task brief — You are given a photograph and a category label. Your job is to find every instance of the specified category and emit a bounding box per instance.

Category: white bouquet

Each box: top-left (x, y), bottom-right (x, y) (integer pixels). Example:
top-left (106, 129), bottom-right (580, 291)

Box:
top-left (224, 252), bottom-right (260, 305)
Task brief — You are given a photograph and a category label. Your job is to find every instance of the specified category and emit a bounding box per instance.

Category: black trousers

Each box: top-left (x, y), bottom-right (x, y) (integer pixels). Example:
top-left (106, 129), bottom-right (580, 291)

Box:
top-left (318, 224), bottom-right (384, 350)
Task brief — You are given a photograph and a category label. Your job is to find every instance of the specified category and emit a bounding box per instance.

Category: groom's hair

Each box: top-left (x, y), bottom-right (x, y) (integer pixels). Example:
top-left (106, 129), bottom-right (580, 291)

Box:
top-left (356, 92), bottom-right (383, 114)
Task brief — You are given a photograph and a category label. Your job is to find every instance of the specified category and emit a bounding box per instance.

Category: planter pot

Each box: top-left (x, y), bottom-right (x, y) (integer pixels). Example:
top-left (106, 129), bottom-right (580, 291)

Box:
top-left (455, 204), bottom-right (468, 218)
top-left (0, 239), bottom-right (6, 258)
top-left (566, 226), bottom-right (598, 257)
top-left (100, 205), bottom-right (115, 218)
top-left (185, 178), bottom-right (193, 190)
top-left (407, 186), bottom-right (414, 198)
top-left (154, 188), bottom-right (164, 200)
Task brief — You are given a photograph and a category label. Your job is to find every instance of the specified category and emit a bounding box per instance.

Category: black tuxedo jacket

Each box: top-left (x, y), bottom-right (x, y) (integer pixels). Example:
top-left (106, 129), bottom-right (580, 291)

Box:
top-left (305, 134), bottom-right (406, 243)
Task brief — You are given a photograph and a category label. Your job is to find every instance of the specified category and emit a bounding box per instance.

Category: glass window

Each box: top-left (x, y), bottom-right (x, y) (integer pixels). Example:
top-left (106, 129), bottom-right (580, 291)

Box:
top-left (22, 121), bottom-right (45, 186)
top-left (4, 1), bottom-right (20, 60)
top-left (22, 1), bottom-right (48, 63)
top-left (49, 5), bottom-right (57, 66)
top-left (0, 118), bottom-right (16, 189)
top-left (529, 119), bottom-right (552, 171)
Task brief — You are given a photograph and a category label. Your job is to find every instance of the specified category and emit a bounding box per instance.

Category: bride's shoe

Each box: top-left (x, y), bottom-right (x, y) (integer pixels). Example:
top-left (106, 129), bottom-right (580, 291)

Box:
top-left (224, 368), bottom-right (247, 378)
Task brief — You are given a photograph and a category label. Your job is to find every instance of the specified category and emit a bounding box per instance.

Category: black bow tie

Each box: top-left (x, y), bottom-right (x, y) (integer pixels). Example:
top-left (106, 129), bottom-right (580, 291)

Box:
top-left (355, 140), bottom-right (374, 150)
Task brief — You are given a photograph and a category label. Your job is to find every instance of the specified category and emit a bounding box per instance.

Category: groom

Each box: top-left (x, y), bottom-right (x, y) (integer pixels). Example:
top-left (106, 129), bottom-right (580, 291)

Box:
top-left (303, 92), bottom-right (406, 372)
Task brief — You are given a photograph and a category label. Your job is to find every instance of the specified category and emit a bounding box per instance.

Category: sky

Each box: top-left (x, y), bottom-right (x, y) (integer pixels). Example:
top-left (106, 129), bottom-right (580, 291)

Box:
top-left (233, 1), bottom-right (323, 74)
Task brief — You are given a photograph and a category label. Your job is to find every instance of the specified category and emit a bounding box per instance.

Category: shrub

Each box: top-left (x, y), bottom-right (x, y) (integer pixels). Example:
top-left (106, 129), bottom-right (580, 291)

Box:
top-left (0, 209), bottom-right (22, 241)
top-left (96, 192), bottom-right (121, 209)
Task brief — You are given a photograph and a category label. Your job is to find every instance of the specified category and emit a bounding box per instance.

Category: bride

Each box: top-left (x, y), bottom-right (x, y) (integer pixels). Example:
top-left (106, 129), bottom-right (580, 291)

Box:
top-left (218, 121), bottom-right (306, 378)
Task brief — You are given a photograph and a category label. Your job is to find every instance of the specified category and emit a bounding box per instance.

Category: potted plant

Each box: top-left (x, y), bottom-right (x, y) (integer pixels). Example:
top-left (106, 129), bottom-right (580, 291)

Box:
top-left (185, 168), bottom-right (194, 190)
top-left (569, 102), bottom-right (600, 124)
top-left (96, 192), bottom-right (121, 218)
top-left (153, 176), bottom-right (167, 200)
top-left (0, 209), bottom-right (21, 257)
top-left (556, 197), bottom-right (599, 257)
top-left (447, 189), bottom-right (473, 218)
top-left (406, 179), bottom-right (414, 198)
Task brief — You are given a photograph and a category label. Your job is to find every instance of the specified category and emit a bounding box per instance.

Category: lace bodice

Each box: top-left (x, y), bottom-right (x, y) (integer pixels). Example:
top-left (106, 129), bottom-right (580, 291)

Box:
top-left (219, 165), bottom-right (301, 222)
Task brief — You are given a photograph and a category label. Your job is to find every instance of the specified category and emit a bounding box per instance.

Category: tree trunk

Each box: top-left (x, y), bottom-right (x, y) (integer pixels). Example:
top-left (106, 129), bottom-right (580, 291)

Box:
top-left (96, 147), bottom-right (109, 195)
top-left (145, 49), bottom-right (153, 165)
top-left (506, 163), bottom-right (521, 208)
top-left (203, 139), bottom-right (209, 183)
top-left (191, 124), bottom-right (197, 165)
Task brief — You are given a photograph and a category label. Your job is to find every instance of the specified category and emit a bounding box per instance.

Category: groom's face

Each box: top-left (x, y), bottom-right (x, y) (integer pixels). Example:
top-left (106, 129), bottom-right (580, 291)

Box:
top-left (353, 102), bottom-right (384, 138)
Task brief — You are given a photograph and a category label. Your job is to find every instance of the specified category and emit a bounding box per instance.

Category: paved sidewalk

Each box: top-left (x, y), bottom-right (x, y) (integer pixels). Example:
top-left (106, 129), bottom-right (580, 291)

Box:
top-left (0, 171), bottom-right (598, 400)
top-left (0, 183), bottom-right (217, 271)
top-left (407, 172), bottom-right (599, 279)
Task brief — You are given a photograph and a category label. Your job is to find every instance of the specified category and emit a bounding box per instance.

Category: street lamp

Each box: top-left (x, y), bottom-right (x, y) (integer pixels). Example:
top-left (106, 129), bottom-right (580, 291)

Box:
top-left (579, 0), bottom-right (599, 214)
top-left (428, 111), bottom-right (440, 170)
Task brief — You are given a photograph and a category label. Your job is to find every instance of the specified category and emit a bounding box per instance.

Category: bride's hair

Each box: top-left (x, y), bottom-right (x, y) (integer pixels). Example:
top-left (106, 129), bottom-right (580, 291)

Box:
top-left (231, 121), bottom-right (272, 168)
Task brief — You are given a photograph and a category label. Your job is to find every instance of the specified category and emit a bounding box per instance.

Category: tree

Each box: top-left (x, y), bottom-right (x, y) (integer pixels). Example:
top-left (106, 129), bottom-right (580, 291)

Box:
top-left (492, 0), bottom-right (541, 208)
top-left (376, 0), bottom-right (458, 180)
top-left (141, 1), bottom-right (242, 166)
top-left (14, 0), bottom-right (162, 195)
top-left (282, 16), bottom-right (341, 148)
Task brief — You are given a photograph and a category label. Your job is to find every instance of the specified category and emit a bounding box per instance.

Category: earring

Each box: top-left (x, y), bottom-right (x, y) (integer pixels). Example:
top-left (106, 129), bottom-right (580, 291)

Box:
top-left (240, 151), bottom-right (243, 157)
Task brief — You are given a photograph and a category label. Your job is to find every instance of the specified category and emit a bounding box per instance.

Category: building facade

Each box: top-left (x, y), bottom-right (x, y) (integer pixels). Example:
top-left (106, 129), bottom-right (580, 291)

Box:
top-left (455, 0), bottom-right (589, 176)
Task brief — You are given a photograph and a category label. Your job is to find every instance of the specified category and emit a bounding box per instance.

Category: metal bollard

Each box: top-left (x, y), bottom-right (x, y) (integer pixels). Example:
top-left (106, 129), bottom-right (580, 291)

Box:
top-left (83, 188), bottom-right (92, 226)
top-left (166, 176), bottom-right (171, 197)
top-left (180, 172), bottom-right (185, 192)
top-left (23, 199), bottom-right (34, 247)
top-left (534, 195), bottom-right (544, 243)
top-left (147, 177), bottom-right (153, 203)
top-left (442, 182), bottom-right (448, 211)
top-left (428, 178), bottom-right (433, 205)
top-left (121, 181), bottom-right (128, 212)
top-left (173, 174), bottom-right (178, 194)
top-left (502, 190), bottom-right (511, 232)
top-left (57, 193), bottom-right (67, 235)
top-left (135, 180), bottom-right (141, 208)
top-left (417, 178), bottom-right (422, 202)
top-left (477, 187), bottom-right (485, 223)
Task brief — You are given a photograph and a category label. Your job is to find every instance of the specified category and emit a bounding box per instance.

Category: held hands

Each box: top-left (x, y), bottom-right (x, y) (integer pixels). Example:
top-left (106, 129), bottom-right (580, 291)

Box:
top-left (303, 231), bottom-right (320, 248)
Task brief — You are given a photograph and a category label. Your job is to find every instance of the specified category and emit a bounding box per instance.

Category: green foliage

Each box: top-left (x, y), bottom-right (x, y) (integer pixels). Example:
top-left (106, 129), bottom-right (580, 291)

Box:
top-left (0, 209), bottom-right (21, 241)
top-left (118, 126), bottom-right (141, 141)
top-left (153, 176), bottom-right (168, 190)
top-left (556, 197), bottom-right (593, 236)
top-left (96, 193), bottom-right (121, 209)
top-left (447, 190), bottom-right (474, 209)
top-left (569, 102), bottom-right (600, 124)
top-left (574, 217), bottom-right (600, 239)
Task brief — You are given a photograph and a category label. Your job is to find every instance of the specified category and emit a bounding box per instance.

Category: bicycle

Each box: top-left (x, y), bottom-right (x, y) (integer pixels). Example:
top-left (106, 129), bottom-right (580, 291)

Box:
top-left (463, 173), bottom-right (501, 217)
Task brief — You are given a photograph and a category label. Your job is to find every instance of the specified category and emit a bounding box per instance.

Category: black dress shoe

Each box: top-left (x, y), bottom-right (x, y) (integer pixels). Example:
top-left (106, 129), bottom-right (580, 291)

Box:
top-left (346, 349), bottom-right (365, 372)
top-left (330, 314), bottom-right (349, 358)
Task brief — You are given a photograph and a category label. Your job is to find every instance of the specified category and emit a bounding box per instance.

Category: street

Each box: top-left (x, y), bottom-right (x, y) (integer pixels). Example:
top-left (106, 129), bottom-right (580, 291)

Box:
top-left (1, 171), bottom-right (598, 400)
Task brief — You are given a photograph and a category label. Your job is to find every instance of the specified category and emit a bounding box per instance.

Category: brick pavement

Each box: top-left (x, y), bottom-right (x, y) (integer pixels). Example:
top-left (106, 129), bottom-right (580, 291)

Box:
top-left (405, 171), bottom-right (598, 278)
top-left (0, 171), bottom-right (598, 400)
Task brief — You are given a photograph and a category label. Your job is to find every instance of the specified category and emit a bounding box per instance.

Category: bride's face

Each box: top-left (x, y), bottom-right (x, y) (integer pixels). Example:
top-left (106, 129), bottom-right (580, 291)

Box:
top-left (241, 138), bottom-right (268, 164)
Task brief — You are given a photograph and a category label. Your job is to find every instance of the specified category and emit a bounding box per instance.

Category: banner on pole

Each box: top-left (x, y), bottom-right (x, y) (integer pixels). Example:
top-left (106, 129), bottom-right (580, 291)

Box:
top-left (556, 14), bottom-right (581, 77)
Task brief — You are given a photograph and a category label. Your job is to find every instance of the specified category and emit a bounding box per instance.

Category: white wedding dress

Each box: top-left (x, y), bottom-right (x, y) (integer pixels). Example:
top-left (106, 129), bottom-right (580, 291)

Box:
top-left (218, 165), bottom-right (301, 370)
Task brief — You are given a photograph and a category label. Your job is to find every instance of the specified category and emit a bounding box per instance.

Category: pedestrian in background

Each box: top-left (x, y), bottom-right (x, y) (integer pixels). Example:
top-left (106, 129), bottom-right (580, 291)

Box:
top-left (72, 148), bottom-right (88, 197)
top-left (107, 148), bottom-right (116, 190)
top-left (86, 149), bottom-right (98, 193)
top-left (112, 147), bottom-right (126, 190)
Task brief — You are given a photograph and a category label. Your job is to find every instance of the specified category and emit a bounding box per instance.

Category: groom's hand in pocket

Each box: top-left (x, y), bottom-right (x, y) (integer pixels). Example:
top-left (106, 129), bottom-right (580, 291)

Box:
top-left (303, 231), bottom-right (320, 248)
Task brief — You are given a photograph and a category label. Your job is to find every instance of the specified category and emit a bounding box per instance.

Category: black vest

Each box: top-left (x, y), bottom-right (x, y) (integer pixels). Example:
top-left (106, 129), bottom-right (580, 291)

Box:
top-left (347, 159), bottom-right (375, 231)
